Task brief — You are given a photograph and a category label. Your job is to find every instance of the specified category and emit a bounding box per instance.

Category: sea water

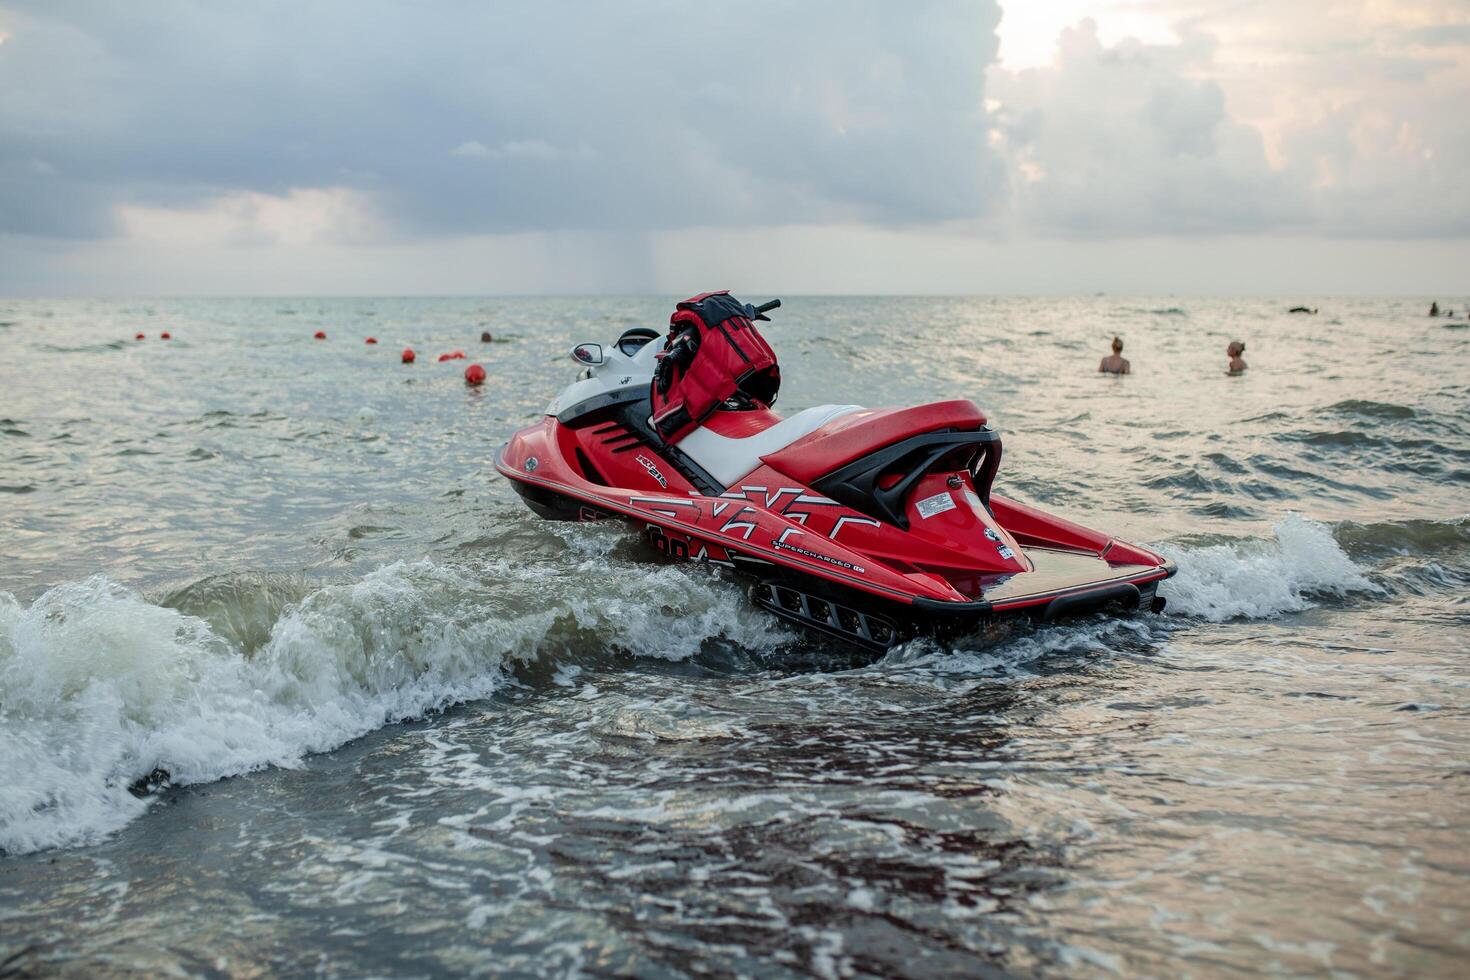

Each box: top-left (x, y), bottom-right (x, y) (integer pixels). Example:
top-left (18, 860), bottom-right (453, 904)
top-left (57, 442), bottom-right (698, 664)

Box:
top-left (1, 296), bottom-right (1467, 975)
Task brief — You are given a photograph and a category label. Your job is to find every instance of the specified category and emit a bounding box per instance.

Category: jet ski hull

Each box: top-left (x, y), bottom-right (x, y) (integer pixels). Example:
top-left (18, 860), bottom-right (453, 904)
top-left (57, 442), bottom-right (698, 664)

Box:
top-left (496, 433), bottom-right (1174, 651)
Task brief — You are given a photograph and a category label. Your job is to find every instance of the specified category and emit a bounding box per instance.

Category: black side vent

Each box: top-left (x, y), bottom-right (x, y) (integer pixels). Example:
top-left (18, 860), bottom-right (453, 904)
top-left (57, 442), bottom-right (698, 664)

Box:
top-left (590, 422), bottom-right (646, 454)
top-left (607, 434), bottom-right (645, 454)
top-left (750, 581), bottom-right (900, 651)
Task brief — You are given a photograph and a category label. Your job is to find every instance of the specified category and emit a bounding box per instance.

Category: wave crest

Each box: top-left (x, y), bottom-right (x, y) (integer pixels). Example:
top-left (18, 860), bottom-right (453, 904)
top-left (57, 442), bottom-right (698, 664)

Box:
top-left (0, 555), bottom-right (785, 855)
top-left (1158, 514), bottom-right (1375, 621)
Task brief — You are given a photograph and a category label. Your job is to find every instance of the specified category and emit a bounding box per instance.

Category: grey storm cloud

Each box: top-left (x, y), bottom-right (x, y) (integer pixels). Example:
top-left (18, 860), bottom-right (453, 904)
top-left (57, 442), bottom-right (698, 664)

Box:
top-left (0, 0), bottom-right (1004, 240)
top-left (3, 0), bottom-right (1466, 266)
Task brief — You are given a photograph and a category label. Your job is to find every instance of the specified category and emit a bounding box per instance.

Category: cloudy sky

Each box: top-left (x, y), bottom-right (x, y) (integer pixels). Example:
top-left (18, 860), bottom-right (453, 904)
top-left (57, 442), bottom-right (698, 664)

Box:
top-left (1, 0), bottom-right (1466, 295)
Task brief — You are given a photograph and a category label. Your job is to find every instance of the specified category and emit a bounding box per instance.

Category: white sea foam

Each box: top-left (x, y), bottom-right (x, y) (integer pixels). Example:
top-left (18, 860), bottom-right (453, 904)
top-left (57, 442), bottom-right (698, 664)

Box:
top-left (0, 556), bottom-right (783, 855)
top-left (0, 515), bottom-right (1372, 854)
top-left (1157, 514), bottom-right (1375, 621)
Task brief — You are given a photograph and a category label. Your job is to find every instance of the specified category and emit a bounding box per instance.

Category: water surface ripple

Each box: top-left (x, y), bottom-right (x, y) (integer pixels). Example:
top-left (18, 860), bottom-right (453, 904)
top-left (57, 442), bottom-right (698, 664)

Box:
top-left (1, 296), bottom-right (1467, 976)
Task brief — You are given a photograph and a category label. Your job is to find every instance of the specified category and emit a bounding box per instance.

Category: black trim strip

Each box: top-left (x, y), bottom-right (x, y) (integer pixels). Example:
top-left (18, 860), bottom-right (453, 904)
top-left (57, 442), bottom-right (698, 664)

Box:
top-left (558, 386), bottom-right (649, 427)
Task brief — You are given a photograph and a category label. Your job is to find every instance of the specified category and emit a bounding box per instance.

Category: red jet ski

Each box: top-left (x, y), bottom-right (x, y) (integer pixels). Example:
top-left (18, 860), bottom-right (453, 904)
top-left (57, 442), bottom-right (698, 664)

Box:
top-left (497, 292), bottom-right (1174, 651)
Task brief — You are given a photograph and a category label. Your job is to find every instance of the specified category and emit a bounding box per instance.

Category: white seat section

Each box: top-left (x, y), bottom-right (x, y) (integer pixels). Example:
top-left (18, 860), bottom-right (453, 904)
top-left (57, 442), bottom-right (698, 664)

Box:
top-left (679, 404), bottom-right (864, 487)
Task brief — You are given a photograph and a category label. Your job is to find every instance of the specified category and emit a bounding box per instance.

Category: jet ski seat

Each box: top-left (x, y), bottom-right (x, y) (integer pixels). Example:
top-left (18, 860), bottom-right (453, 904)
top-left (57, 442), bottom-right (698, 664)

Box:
top-left (762, 400), bottom-right (988, 485)
top-left (678, 404), bottom-right (863, 487)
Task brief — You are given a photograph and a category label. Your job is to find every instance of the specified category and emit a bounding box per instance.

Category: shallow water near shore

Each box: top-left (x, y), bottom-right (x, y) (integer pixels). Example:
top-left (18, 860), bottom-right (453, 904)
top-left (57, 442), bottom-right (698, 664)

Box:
top-left (1, 295), bottom-right (1467, 976)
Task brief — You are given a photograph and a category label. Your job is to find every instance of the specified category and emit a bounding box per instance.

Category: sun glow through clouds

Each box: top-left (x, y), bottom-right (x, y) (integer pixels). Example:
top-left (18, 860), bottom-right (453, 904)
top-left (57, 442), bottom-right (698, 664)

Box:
top-left (996, 0), bottom-right (1177, 68)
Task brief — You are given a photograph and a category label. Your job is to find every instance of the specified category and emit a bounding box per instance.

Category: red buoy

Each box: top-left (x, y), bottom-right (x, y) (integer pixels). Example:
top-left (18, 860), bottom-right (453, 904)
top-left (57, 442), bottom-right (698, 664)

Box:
top-left (401, 348), bottom-right (416, 363)
top-left (464, 363), bottom-right (486, 385)
top-left (451, 349), bottom-right (466, 359)
top-left (365, 337), bottom-right (378, 344)
top-left (135, 332), bottom-right (145, 340)
top-left (160, 331), bottom-right (172, 340)
top-left (314, 330), bottom-right (327, 340)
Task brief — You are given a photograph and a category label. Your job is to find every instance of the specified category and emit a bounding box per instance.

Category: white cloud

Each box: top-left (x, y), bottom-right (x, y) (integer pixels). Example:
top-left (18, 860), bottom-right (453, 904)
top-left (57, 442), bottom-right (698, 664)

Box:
top-left (988, 20), bottom-right (1302, 236)
top-left (449, 140), bottom-right (490, 159)
top-left (451, 139), bottom-right (590, 162)
top-left (115, 187), bottom-right (383, 248)
top-left (986, 3), bottom-right (1470, 237)
top-left (995, 0), bottom-right (1177, 69)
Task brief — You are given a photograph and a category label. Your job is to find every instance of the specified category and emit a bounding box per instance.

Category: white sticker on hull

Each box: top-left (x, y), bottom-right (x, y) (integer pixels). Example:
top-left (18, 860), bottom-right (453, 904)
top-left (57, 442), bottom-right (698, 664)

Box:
top-left (916, 491), bottom-right (957, 519)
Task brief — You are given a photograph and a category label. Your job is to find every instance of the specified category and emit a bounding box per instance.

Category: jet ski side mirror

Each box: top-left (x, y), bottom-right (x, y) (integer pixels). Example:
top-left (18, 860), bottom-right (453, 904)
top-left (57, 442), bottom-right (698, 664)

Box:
top-left (571, 343), bottom-right (604, 365)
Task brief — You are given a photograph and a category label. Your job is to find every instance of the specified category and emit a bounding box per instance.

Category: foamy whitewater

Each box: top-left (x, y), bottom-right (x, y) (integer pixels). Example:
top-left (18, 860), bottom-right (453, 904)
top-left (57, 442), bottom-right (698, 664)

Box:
top-left (1, 296), bottom-right (1467, 976)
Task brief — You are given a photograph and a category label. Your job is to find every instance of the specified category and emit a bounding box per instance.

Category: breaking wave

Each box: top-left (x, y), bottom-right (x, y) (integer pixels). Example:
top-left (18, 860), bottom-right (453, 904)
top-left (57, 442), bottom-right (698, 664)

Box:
top-left (0, 552), bottom-right (785, 856)
top-left (0, 513), bottom-right (1412, 856)
top-left (1157, 514), bottom-right (1376, 621)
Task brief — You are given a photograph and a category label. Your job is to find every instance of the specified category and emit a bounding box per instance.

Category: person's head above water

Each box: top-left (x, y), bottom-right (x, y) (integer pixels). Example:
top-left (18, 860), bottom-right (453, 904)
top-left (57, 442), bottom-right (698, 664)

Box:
top-left (1226, 340), bottom-right (1247, 374)
top-left (1099, 337), bottom-right (1130, 374)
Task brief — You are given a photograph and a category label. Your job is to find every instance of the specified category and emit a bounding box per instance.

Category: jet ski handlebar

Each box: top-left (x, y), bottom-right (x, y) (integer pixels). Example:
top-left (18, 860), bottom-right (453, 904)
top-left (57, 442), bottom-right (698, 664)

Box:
top-left (749, 298), bottom-right (781, 321)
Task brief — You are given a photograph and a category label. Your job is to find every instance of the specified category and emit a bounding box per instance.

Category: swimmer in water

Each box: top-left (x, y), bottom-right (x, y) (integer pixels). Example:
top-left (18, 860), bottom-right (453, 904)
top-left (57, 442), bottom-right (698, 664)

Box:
top-left (1099, 336), bottom-right (1130, 375)
top-left (1226, 340), bottom-right (1247, 375)
top-left (1429, 301), bottom-right (1439, 317)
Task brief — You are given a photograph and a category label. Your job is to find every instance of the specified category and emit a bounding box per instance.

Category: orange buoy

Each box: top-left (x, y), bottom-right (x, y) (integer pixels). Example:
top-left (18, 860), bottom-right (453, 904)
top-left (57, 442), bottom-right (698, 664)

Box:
top-left (401, 348), bottom-right (416, 363)
top-left (314, 330), bottom-right (327, 340)
top-left (160, 331), bottom-right (172, 340)
top-left (135, 332), bottom-right (145, 340)
top-left (365, 337), bottom-right (378, 344)
top-left (465, 363), bottom-right (486, 385)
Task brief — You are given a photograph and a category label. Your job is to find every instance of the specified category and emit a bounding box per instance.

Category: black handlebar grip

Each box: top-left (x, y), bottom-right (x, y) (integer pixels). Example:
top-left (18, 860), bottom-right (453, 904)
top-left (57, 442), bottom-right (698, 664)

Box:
top-left (753, 299), bottom-right (781, 315)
